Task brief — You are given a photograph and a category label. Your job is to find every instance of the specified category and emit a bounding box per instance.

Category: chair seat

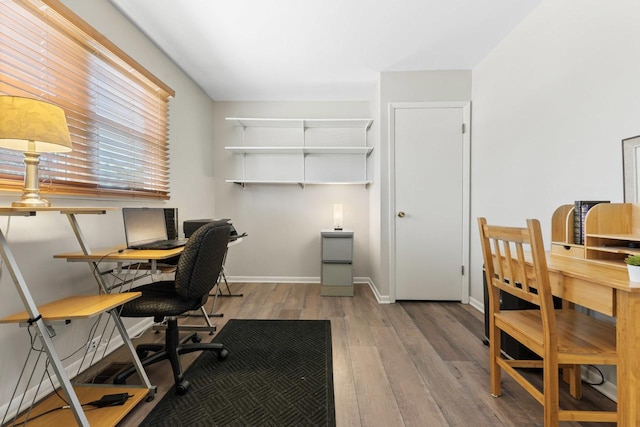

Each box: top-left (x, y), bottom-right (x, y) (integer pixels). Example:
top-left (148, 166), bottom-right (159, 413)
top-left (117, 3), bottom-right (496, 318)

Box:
top-left (119, 281), bottom-right (204, 317)
top-left (495, 309), bottom-right (617, 365)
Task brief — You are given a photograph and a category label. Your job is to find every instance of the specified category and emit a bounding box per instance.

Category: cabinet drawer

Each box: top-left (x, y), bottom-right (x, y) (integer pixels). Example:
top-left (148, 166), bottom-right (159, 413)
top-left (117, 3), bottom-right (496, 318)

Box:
top-left (551, 243), bottom-right (585, 259)
top-left (322, 235), bottom-right (353, 262)
top-left (322, 263), bottom-right (352, 286)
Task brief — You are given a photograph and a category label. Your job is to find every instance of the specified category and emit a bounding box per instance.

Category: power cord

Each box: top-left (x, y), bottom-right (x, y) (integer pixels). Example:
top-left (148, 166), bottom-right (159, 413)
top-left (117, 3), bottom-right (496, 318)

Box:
top-left (9, 394), bottom-right (133, 426)
top-left (583, 364), bottom-right (605, 386)
top-left (88, 249), bottom-right (128, 295)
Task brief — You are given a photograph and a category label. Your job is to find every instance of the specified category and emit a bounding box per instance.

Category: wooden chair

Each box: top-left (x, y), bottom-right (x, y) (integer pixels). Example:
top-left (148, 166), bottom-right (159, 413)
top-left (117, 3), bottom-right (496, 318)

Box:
top-left (478, 217), bottom-right (617, 425)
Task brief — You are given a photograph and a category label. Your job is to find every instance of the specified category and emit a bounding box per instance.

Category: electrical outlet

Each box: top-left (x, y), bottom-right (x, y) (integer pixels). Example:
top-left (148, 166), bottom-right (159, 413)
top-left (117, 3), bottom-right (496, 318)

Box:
top-left (87, 335), bottom-right (101, 353)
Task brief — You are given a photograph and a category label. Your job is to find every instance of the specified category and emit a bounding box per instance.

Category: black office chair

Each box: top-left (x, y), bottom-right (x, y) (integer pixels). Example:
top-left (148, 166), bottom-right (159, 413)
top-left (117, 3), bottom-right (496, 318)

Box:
top-left (114, 221), bottom-right (230, 395)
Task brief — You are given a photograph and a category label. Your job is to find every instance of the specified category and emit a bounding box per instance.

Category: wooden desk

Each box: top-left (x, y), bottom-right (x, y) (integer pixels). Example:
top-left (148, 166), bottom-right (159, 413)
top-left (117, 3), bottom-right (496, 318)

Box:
top-left (55, 245), bottom-right (184, 292)
top-left (55, 245), bottom-right (184, 262)
top-left (55, 244), bottom-right (221, 333)
top-left (546, 254), bottom-right (640, 426)
top-left (0, 207), bottom-right (154, 427)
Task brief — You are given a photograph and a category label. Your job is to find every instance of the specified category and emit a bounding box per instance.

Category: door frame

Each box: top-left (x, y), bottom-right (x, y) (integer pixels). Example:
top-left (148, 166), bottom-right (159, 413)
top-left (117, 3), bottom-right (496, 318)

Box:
top-left (388, 101), bottom-right (471, 303)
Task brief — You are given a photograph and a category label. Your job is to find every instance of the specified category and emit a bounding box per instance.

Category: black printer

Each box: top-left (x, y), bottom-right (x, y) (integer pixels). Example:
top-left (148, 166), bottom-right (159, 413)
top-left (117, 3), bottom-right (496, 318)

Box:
top-left (183, 218), bottom-right (244, 240)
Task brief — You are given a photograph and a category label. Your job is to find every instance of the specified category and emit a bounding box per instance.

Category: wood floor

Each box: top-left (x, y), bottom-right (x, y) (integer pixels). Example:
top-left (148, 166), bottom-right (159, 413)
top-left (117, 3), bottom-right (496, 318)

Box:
top-left (100, 283), bottom-right (615, 426)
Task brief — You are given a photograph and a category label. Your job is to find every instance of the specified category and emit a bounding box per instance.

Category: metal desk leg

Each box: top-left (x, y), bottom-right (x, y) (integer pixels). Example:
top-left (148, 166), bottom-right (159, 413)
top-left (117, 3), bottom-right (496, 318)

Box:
top-left (65, 213), bottom-right (155, 394)
top-left (0, 228), bottom-right (90, 426)
top-left (207, 266), bottom-right (243, 317)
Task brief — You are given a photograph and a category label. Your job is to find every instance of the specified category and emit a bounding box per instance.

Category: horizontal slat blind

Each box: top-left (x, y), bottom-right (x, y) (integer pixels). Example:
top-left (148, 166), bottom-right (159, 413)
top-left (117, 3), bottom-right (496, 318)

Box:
top-left (0, 0), bottom-right (174, 199)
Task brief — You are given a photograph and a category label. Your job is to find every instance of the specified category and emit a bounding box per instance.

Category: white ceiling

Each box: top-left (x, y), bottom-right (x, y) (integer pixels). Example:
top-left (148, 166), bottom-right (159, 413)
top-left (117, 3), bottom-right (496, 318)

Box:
top-left (110, 0), bottom-right (542, 101)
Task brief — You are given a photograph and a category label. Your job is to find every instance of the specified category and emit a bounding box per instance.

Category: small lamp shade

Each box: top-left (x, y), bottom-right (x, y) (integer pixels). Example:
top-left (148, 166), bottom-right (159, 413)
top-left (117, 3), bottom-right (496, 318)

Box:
top-left (0, 96), bottom-right (72, 152)
top-left (0, 96), bottom-right (72, 207)
top-left (333, 203), bottom-right (343, 230)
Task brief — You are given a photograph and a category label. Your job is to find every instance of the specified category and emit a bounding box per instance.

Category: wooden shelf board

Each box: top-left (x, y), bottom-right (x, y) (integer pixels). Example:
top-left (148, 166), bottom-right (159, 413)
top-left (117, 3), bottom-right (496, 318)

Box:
top-left (11, 384), bottom-right (149, 427)
top-left (0, 293), bottom-right (141, 323)
top-left (54, 245), bottom-right (183, 261)
top-left (0, 207), bottom-right (114, 216)
top-left (587, 233), bottom-right (640, 241)
top-left (587, 246), bottom-right (640, 255)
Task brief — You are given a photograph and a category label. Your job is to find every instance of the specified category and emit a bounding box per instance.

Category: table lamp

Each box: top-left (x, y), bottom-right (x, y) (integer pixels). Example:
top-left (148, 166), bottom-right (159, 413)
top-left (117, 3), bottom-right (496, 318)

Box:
top-left (0, 96), bottom-right (73, 207)
top-left (333, 203), bottom-right (343, 230)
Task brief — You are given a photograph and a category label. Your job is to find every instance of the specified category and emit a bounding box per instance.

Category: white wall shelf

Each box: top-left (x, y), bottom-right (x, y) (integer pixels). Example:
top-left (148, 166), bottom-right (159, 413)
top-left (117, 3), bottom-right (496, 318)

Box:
top-left (225, 146), bottom-right (373, 155)
top-left (225, 179), bottom-right (373, 187)
top-left (226, 117), bottom-right (373, 129)
top-left (225, 117), bottom-right (374, 187)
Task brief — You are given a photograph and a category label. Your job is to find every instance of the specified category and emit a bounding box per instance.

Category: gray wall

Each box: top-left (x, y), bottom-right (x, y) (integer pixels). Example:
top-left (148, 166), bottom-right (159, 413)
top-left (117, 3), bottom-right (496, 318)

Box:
top-left (0, 0), bottom-right (217, 411)
top-left (212, 101), bottom-right (372, 282)
top-left (471, 0), bottom-right (640, 392)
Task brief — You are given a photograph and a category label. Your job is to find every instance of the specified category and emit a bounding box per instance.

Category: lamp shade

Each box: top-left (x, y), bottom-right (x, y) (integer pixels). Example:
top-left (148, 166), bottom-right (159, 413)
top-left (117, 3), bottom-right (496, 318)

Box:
top-left (0, 96), bottom-right (72, 153)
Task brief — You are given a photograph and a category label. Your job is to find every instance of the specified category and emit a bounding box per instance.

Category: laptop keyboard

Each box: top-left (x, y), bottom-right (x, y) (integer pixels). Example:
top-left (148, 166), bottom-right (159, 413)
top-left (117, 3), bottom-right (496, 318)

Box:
top-left (135, 239), bottom-right (186, 250)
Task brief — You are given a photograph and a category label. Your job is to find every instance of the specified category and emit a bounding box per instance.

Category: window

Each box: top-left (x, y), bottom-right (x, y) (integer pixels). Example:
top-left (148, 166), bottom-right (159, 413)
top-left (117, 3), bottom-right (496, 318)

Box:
top-left (0, 0), bottom-right (174, 199)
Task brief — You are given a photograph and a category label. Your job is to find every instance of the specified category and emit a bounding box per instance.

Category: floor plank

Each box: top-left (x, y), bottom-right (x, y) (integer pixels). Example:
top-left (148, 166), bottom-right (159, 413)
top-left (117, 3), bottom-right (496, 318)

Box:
top-left (85, 283), bottom-right (618, 426)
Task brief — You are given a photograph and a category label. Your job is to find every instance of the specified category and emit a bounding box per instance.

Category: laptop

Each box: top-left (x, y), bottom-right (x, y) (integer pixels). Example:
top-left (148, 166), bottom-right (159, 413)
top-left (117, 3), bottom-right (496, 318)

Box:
top-left (123, 207), bottom-right (187, 250)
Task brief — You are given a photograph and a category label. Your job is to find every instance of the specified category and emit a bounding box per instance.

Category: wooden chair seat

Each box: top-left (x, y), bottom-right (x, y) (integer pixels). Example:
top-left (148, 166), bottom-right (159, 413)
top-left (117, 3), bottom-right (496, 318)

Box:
top-left (478, 217), bottom-right (618, 425)
top-left (496, 309), bottom-right (616, 365)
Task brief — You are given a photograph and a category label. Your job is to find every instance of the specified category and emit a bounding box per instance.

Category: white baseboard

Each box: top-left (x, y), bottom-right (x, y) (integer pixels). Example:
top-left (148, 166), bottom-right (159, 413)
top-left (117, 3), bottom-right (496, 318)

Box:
top-left (582, 365), bottom-right (617, 403)
top-left (226, 276), bottom-right (391, 304)
top-left (468, 296), bottom-right (484, 314)
top-left (227, 276), bottom-right (319, 283)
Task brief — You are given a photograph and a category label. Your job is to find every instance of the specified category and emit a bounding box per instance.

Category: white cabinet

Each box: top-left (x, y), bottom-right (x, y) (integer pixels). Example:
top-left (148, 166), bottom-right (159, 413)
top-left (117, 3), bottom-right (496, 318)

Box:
top-left (320, 230), bottom-right (354, 296)
top-left (224, 117), bottom-right (373, 186)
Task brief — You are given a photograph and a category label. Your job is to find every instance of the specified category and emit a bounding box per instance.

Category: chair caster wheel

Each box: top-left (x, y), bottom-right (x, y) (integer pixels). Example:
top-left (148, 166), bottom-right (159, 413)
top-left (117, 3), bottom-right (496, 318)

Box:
top-left (191, 334), bottom-right (202, 343)
top-left (176, 380), bottom-right (190, 395)
top-left (145, 394), bottom-right (155, 402)
top-left (218, 349), bottom-right (229, 361)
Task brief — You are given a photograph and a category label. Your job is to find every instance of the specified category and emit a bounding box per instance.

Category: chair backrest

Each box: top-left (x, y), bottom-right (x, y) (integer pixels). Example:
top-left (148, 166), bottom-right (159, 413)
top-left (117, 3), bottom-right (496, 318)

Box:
top-left (174, 221), bottom-right (231, 301)
top-left (477, 218), bottom-right (557, 342)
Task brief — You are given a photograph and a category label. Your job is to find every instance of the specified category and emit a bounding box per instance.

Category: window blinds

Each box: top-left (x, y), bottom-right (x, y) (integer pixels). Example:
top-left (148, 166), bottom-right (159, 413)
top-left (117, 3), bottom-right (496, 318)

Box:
top-left (0, 0), bottom-right (174, 199)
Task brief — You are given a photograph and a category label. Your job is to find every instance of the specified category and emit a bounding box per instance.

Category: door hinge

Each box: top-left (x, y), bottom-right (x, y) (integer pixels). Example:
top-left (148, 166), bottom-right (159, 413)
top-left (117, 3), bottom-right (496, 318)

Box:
top-left (462, 123), bottom-right (466, 134)
top-left (461, 265), bottom-right (465, 275)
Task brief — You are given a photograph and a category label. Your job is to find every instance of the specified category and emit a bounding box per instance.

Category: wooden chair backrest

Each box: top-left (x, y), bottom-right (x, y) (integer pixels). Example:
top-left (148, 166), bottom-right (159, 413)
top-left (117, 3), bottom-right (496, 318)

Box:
top-left (478, 218), bottom-right (557, 346)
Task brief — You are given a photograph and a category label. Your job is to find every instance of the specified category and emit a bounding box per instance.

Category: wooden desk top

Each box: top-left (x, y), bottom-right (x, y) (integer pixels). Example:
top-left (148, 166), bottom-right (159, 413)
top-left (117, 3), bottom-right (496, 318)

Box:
top-left (0, 292), bottom-right (141, 323)
top-left (547, 254), bottom-right (640, 293)
top-left (0, 207), bottom-right (114, 216)
top-left (55, 238), bottom-right (240, 262)
top-left (54, 245), bottom-right (184, 261)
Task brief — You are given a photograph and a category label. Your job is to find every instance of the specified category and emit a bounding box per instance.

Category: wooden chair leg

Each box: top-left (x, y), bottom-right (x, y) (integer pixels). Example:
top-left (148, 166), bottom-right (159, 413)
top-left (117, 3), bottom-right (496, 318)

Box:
top-left (562, 365), bottom-right (582, 399)
top-left (490, 323), bottom-right (502, 397)
top-left (543, 359), bottom-right (560, 426)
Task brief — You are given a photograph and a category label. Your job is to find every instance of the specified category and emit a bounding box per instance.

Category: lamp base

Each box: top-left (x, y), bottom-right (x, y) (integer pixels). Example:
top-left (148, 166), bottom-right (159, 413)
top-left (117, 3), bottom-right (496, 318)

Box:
top-left (12, 196), bottom-right (51, 208)
top-left (13, 150), bottom-right (52, 207)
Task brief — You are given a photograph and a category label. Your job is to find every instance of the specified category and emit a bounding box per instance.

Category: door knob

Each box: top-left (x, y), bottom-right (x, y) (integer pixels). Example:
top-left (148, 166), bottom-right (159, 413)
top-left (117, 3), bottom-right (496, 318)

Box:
top-left (397, 211), bottom-right (405, 218)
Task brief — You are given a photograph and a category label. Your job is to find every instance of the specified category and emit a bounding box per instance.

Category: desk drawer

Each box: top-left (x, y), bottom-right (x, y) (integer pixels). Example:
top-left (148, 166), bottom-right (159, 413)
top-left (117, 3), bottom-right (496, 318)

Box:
top-left (549, 275), bottom-right (615, 317)
top-left (551, 243), bottom-right (585, 259)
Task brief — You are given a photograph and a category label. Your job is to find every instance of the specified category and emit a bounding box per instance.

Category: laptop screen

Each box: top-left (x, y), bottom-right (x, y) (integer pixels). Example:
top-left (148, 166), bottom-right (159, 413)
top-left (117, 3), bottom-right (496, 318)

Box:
top-left (123, 208), bottom-right (168, 248)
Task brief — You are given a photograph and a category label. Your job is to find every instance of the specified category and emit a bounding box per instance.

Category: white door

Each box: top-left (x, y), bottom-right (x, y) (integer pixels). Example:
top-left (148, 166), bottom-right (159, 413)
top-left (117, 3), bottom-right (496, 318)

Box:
top-left (393, 104), bottom-right (467, 300)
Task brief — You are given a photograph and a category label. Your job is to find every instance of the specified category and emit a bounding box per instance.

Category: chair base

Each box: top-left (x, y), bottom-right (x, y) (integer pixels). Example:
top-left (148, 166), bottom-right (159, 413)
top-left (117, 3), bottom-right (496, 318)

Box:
top-left (114, 318), bottom-right (228, 395)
